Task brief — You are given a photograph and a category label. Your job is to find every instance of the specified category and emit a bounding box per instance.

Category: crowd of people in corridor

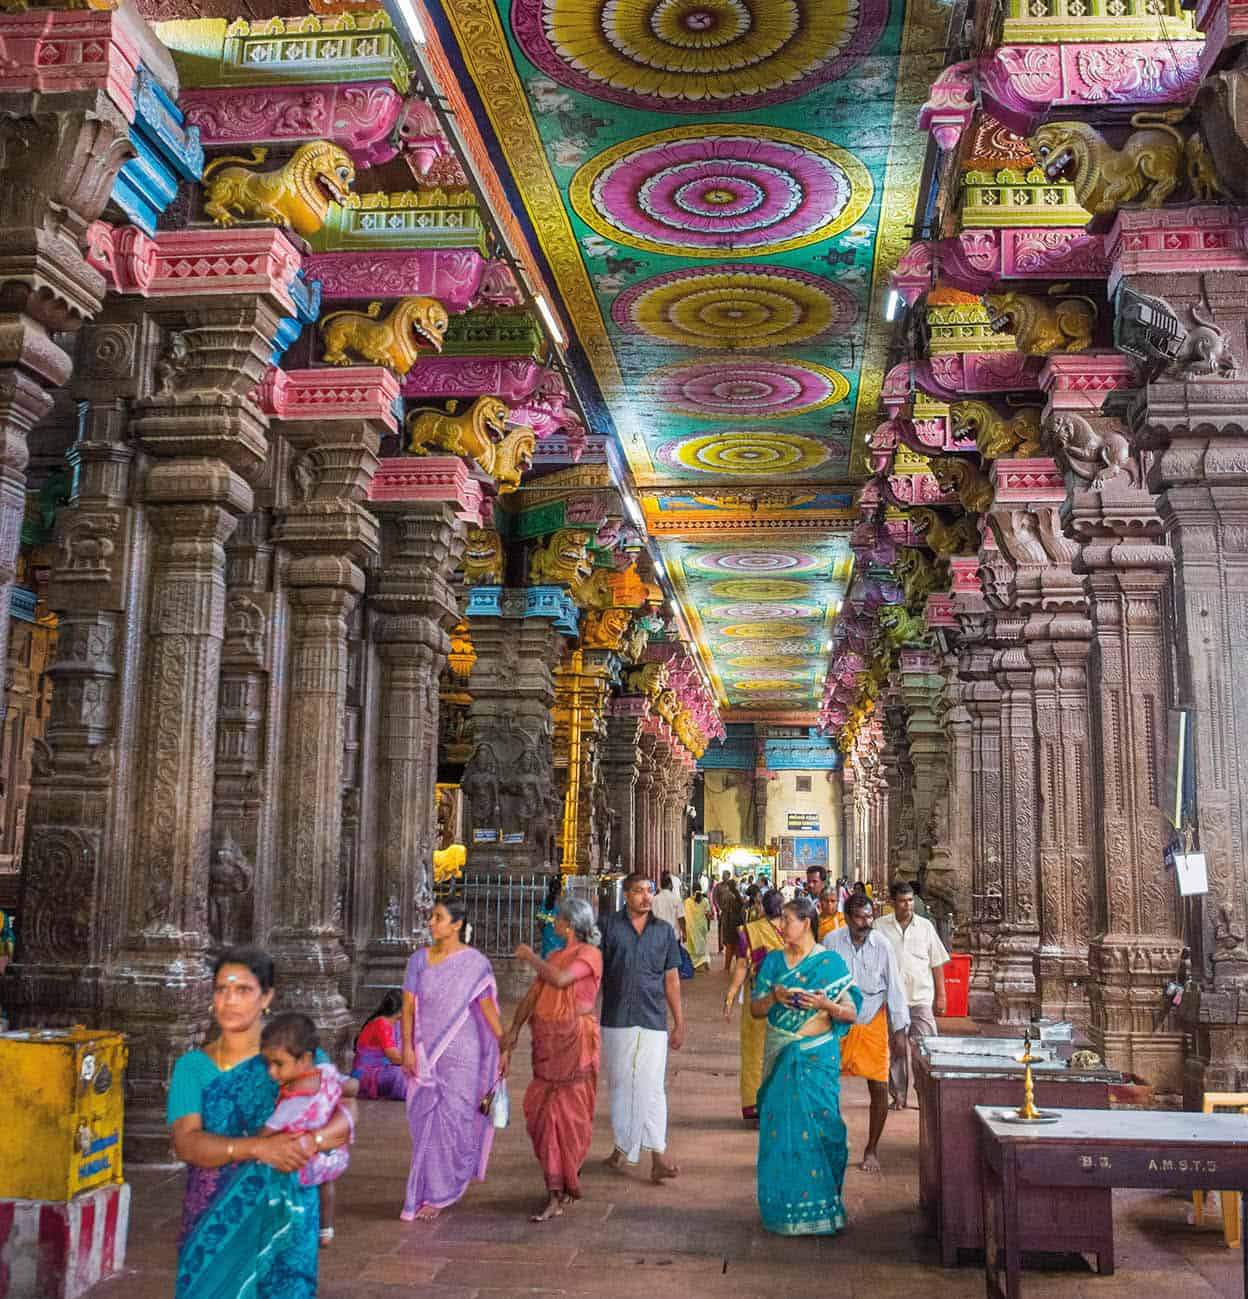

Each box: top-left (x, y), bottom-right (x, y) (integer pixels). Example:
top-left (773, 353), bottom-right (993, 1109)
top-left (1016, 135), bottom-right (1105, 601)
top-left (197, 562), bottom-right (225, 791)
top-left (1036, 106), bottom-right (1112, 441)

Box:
top-left (165, 868), bottom-right (949, 1296)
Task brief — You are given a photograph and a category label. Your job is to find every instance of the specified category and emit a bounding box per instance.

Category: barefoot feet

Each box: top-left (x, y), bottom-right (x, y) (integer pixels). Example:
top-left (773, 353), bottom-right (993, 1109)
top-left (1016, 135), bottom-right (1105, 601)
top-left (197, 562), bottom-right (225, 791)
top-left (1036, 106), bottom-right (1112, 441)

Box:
top-left (858, 1151), bottom-right (882, 1175)
top-left (413, 1203), bottom-right (442, 1222)
top-left (650, 1155), bottom-right (680, 1185)
top-left (531, 1193), bottom-right (564, 1223)
top-left (603, 1149), bottom-right (627, 1172)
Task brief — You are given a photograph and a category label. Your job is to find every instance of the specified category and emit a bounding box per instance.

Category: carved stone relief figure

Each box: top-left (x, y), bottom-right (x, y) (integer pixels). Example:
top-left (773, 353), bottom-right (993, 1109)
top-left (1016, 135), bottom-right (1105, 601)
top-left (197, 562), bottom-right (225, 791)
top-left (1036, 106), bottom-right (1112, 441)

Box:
top-left (208, 834), bottom-right (253, 947)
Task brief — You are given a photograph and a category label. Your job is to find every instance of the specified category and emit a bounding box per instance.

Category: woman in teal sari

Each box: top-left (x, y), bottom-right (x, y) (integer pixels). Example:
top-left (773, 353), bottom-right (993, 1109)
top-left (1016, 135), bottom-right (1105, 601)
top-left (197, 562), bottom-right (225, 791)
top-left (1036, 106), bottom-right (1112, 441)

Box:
top-left (167, 946), bottom-right (354, 1298)
top-left (751, 897), bottom-right (861, 1237)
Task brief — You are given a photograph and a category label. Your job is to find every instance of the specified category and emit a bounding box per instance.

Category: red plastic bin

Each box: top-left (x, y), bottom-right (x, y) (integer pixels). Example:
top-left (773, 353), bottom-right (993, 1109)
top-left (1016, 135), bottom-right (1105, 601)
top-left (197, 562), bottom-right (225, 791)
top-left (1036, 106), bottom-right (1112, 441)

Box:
top-left (942, 953), bottom-right (971, 1017)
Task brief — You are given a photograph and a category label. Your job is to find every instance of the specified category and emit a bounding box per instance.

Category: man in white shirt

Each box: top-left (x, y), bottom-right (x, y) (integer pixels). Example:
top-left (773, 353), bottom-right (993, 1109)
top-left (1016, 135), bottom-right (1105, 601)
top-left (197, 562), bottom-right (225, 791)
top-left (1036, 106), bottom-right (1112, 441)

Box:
top-left (823, 893), bottom-right (909, 1174)
top-left (876, 879), bottom-right (949, 1111)
top-left (651, 872), bottom-right (686, 943)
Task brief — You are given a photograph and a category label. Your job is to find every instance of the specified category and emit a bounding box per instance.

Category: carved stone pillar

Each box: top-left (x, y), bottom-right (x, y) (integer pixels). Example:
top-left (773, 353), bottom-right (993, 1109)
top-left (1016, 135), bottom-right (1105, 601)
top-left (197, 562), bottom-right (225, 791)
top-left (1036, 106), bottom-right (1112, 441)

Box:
top-left (652, 736), bottom-right (675, 872)
top-left (634, 728), bottom-right (658, 878)
top-left (363, 470), bottom-right (465, 990)
top-left (900, 649), bottom-right (949, 885)
top-left (926, 644), bottom-right (973, 934)
top-left (268, 391), bottom-right (385, 1042)
top-left (0, 31), bottom-right (137, 711)
top-left (879, 709), bottom-right (912, 876)
top-left (1132, 372), bottom-right (1248, 1100)
top-left (553, 649), bottom-right (612, 875)
top-left (955, 609), bottom-right (1004, 1017)
top-left (1058, 431), bottom-right (1184, 1092)
top-left (462, 597), bottom-right (572, 872)
top-left (602, 697), bottom-right (645, 872)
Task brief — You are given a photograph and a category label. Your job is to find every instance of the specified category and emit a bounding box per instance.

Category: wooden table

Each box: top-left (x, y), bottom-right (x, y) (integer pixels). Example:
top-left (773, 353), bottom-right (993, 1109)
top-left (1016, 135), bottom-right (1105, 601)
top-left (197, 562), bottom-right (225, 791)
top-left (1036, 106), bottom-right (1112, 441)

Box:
top-left (977, 1106), bottom-right (1248, 1298)
top-left (916, 1038), bottom-right (1118, 1265)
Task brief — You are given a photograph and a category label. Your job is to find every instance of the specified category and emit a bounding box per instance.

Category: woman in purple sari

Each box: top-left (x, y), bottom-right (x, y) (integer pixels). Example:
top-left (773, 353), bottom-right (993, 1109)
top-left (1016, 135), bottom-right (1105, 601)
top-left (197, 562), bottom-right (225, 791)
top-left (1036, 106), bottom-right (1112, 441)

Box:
top-left (400, 899), bottom-right (505, 1222)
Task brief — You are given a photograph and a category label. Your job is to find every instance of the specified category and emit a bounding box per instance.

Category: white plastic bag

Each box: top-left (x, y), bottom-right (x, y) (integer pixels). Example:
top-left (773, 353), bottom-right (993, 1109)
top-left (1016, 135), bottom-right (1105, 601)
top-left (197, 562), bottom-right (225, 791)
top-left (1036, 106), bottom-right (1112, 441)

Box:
top-left (489, 1077), bottom-right (510, 1128)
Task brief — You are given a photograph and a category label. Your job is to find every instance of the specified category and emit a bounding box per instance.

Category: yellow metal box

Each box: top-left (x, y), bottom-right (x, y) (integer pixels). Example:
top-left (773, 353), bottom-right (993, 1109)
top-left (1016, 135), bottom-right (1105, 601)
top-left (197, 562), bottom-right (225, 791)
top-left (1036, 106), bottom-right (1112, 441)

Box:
top-left (0, 1028), bottom-right (126, 1201)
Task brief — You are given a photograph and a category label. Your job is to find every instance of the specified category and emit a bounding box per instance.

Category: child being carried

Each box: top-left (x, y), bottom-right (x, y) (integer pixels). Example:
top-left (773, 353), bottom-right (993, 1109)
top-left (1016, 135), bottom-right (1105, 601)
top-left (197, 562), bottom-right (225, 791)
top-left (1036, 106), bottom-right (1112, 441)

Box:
top-left (260, 1011), bottom-right (355, 1246)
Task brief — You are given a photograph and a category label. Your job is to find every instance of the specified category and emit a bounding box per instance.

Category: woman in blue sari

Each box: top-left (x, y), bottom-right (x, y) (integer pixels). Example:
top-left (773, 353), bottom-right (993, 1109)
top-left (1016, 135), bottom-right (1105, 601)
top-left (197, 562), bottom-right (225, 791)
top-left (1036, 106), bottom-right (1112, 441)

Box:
top-left (167, 946), bottom-right (354, 1297)
top-left (751, 897), bottom-right (861, 1237)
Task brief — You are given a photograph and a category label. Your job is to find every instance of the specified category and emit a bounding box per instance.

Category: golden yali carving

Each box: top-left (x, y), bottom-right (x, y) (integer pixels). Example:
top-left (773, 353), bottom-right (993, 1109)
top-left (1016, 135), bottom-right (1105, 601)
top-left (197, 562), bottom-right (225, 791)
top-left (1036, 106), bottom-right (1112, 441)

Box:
top-left (909, 506), bottom-right (980, 557)
top-left (529, 528), bottom-right (594, 586)
top-left (876, 604), bottom-right (929, 650)
top-left (571, 568), bottom-right (613, 611)
top-left (928, 455), bottom-right (994, 513)
top-left (408, 395), bottom-right (507, 460)
top-left (655, 688), bottom-right (680, 724)
top-left (984, 290), bottom-right (1095, 355)
top-left (626, 660), bottom-right (668, 698)
top-left (581, 606), bottom-right (630, 650)
top-left (1028, 111), bottom-right (1219, 218)
top-left (487, 426), bottom-right (535, 495)
top-left (321, 296), bottom-right (449, 374)
top-left (203, 141), bottom-right (356, 238)
top-left (951, 399), bottom-right (1044, 460)
top-left (462, 527), bottom-right (504, 586)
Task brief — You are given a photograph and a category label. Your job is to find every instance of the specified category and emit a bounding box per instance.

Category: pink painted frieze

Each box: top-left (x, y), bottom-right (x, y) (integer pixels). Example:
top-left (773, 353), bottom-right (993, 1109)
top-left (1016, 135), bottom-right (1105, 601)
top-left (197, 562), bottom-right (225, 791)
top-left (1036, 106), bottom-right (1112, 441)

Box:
top-left (884, 355), bottom-right (1042, 407)
top-left (0, 9), bottom-right (147, 119)
top-left (921, 44), bottom-right (1203, 150)
top-left (1105, 203), bottom-right (1248, 293)
top-left (894, 231), bottom-right (1108, 300)
top-left (253, 365), bottom-right (399, 430)
top-left (989, 457), bottom-right (1065, 502)
top-left (84, 222), bottom-right (302, 309)
top-left (303, 247), bottom-right (488, 309)
top-left (369, 455), bottom-right (489, 523)
top-left (1040, 353), bottom-right (1135, 414)
top-left (949, 556), bottom-right (982, 595)
top-left (401, 356), bottom-right (549, 404)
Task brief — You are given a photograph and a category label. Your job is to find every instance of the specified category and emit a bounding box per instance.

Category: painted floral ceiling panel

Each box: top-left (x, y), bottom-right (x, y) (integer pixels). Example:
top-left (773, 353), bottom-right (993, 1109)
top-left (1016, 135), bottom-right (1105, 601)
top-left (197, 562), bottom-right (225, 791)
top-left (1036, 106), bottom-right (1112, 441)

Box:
top-left (431, 0), bottom-right (940, 717)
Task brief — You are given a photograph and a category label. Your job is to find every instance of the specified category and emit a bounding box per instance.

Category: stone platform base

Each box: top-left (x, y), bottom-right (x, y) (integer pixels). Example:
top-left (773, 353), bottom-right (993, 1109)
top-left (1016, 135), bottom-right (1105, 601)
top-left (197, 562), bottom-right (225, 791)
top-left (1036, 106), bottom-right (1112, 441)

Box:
top-left (0, 1182), bottom-right (129, 1299)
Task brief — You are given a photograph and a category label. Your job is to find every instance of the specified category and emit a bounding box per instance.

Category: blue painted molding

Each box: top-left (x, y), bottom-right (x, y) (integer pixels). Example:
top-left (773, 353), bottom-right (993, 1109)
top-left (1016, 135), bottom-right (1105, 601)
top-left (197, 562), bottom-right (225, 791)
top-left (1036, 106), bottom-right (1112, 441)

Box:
top-left (464, 585), bottom-right (580, 637)
top-left (271, 270), bottom-right (323, 364)
top-left (113, 67), bottom-right (203, 235)
top-left (699, 723), bottom-right (755, 770)
top-left (765, 734), bottom-right (841, 771)
top-left (10, 588), bottom-right (37, 624)
top-left (698, 723), bottom-right (841, 771)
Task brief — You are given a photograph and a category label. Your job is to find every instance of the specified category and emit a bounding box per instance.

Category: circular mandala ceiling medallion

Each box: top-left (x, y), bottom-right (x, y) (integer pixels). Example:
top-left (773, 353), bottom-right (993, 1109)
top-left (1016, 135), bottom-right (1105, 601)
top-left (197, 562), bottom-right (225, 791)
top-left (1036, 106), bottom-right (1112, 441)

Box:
top-left (655, 430), bottom-right (830, 475)
top-left (689, 547), bottom-right (824, 575)
top-left (720, 621), bottom-right (812, 639)
top-left (613, 266), bottom-right (856, 349)
top-left (707, 603), bottom-right (818, 620)
top-left (571, 126), bottom-right (872, 257)
top-left (724, 654), bottom-right (811, 669)
top-left (709, 579), bottom-right (812, 599)
top-left (513, 0), bottom-right (884, 113)
top-left (653, 356), bottom-right (850, 420)
top-left (716, 638), bottom-right (820, 655)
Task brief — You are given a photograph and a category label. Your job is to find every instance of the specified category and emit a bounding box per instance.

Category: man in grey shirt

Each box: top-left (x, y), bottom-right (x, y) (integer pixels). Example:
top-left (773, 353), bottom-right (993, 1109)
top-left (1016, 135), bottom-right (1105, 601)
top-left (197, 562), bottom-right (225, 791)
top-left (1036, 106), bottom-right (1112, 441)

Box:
top-left (822, 892), bottom-right (909, 1173)
top-left (600, 873), bottom-right (685, 1182)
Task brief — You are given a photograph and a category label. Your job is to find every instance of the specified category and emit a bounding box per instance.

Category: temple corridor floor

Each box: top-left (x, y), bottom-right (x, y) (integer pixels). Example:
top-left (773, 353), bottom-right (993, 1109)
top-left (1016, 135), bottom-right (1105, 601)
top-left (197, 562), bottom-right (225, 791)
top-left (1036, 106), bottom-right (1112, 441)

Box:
top-left (101, 966), bottom-right (1242, 1298)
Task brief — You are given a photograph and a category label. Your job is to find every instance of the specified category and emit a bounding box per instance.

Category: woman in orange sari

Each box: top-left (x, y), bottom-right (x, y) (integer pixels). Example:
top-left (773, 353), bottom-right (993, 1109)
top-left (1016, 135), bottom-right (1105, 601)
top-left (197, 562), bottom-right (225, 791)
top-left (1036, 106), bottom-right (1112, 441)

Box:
top-left (504, 896), bottom-right (603, 1224)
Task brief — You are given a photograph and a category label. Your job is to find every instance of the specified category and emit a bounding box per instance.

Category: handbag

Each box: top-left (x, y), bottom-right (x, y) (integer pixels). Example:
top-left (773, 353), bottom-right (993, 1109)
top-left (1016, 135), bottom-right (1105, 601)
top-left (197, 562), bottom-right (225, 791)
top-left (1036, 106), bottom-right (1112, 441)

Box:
top-left (479, 1076), bottom-right (510, 1128)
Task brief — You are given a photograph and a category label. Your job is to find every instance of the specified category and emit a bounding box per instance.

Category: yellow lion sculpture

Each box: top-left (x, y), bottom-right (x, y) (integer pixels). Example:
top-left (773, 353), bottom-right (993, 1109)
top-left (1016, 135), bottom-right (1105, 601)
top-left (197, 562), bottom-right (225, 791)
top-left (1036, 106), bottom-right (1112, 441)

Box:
top-left (1029, 112), bottom-right (1218, 217)
top-left (320, 296), bottom-right (449, 375)
top-left (202, 142), bottom-right (355, 239)
top-left (951, 400), bottom-right (1044, 460)
top-left (984, 291), bottom-right (1095, 355)
top-left (483, 426), bottom-right (535, 495)
top-left (407, 395), bottom-right (509, 462)
top-left (529, 528), bottom-right (594, 586)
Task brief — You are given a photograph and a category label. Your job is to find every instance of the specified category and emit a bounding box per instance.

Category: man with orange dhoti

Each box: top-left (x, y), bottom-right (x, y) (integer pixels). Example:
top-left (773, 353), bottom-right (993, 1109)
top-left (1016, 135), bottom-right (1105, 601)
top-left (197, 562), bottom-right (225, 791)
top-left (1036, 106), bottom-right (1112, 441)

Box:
top-left (822, 893), bottom-right (909, 1174)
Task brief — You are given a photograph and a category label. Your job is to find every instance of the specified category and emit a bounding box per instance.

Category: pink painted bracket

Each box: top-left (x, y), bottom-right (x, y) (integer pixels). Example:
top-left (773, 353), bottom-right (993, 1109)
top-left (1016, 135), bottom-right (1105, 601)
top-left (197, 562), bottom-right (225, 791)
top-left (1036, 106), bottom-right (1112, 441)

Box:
top-left (401, 356), bottom-right (552, 404)
top-left (892, 231), bottom-right (1108, 302)
top-left (252, 365), bottom-right (399, 432)
top-left (1040, 352), bottom-right (1136, 416)
top-left (1105, 203), bottom-right (1248, 294)
top-left (180, 84), bottom-right (453, 172)
top-left (990, 456), bottom-right (1066, 502)
top-left (85, 221), bottom-right (302, 311)
top-left (921, 42), bottom-right (1203, 149)
top-left (369, 454), bottom-right (490, 524)
top-left (949, 555), bottom-right (982, 595)
top-left (1197, 0), bottom-right (1248, 75)
top-left (304, 247), bottom-right (489, 310)
top-left (882, 355), bottom-right (1042, 406)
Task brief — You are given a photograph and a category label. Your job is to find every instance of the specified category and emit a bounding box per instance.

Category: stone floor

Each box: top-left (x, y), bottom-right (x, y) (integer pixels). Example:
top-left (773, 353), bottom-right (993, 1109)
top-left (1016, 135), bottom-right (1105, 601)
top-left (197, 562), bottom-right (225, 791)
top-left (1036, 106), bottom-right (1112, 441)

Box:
top-left (98, 965), bottom-right (1244, 1299)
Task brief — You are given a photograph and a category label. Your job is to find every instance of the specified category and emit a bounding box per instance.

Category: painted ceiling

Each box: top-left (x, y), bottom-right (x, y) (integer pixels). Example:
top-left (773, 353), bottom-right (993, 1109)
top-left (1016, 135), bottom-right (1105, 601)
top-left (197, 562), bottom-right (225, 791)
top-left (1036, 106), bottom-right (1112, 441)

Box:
top-left (430, 0), bottom-right (940, 720)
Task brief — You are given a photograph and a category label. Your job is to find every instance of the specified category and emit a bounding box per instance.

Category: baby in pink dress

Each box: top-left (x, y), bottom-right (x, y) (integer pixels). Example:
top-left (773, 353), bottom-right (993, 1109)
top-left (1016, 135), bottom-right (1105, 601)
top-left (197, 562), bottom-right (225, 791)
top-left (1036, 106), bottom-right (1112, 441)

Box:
top-left (261, 1011), bottom-right (355, 1245)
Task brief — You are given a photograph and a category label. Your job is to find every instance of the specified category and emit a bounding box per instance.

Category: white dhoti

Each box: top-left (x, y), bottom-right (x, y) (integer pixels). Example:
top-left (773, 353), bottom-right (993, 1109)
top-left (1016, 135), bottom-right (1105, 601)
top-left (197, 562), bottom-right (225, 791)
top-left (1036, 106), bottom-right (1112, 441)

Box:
top-left (601, 1025), bottom-right (668, 1162)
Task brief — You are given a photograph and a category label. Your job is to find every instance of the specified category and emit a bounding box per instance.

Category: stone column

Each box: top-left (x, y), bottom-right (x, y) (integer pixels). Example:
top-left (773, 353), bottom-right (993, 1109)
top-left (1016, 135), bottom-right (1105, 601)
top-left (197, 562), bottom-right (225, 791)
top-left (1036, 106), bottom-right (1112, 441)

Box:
top-left (925, 642), bottom-right (972, 935)
top-left (1057, 421), bottom-right (1185, 1093)
top-left (634, 727), bottom-right (658, 878)
top-left (879, 709), bottom-right (912, 876)
top-left (0, 27), bottom-right (136, 706)
top-left (553, 648), bottom-right (613, 875)
top-left (602, 696), bottom-right (645, 872)
top-left (267, 380), bottom-right (386, 1048)
top-left (1132, 373), bottom-right (1248, 1100)
top-left (462, 595), bottom-right (572, 872)
top-left (900, 649), bottom-right (949, 884)
top-left (954, 607), bottom-right (1004, 1017)
top-left (652, 735), bottom-right (675, 872)
top-left (362, 465), bottom-right (465, 989)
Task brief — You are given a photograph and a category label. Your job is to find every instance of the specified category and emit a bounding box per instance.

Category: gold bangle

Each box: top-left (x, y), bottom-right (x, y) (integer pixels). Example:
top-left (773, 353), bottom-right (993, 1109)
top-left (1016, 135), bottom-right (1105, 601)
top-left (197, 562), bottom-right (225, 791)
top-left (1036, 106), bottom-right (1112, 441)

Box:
top-left (315, 1131), bottom-right (324, 1148)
